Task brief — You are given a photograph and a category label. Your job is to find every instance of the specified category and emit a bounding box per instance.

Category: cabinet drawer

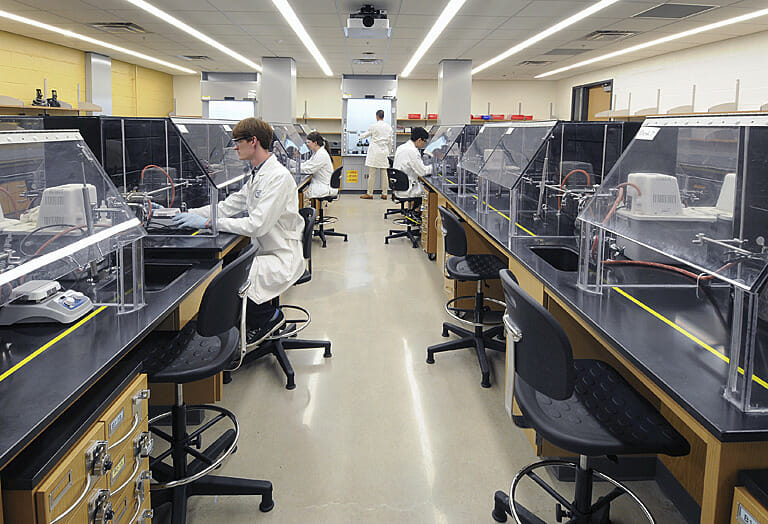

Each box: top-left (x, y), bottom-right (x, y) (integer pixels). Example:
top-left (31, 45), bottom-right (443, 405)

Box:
top-left (106, 428), bottom-right (150, 497)
top-left (33, 423), bottom-right (110, 523)
top-left (733, 486), bottom-right (768, 523)
top-left (110, 456), bottom-right (151, 524)
top-left (99, 374), bottom-right (149, 452)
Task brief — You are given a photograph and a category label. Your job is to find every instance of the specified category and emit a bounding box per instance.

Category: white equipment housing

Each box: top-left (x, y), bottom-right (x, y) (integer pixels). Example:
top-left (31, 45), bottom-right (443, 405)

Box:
top-left (37, 183), bottom-right (97, 227)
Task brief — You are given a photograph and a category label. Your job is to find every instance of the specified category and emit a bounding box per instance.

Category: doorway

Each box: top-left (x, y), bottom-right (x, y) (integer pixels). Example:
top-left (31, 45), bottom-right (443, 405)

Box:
top-left (571, 80), bottom-right (613, 121)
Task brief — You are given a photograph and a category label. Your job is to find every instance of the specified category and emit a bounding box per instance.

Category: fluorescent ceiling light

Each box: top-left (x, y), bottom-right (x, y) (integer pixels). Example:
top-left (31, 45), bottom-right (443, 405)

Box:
top-left (537, 7), bottom-right (768, 78)
top-left (472, 0), bottom-right (621, 75)
top-left (123, 0), bottom-right (262, 72)
top-left (271, 0), bottom-right (333, 76)
top-left (401, 0), bottom-right (467, 78)
top-left (0, 10), bottom-right (195, 74)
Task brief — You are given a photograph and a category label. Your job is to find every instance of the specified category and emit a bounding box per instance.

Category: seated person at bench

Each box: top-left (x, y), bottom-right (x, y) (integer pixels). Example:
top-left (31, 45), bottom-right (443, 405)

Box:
top-left (393, 126), bottom-right (431, 209)
top-left (302, 131), bottom-right (337, 200)
top-left (173, 117), bottom-right (305, 343)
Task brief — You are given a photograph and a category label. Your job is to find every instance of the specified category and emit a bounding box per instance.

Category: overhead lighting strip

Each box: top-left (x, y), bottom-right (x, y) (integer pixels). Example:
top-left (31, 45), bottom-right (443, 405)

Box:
top-left (0, 10), bottom-right (196, 74)
top-left (472, 0), bottom-right (621, 75)
top-left (401, 0), bottom-right (467, 78)
top-left (271, 0), bottom-right (333, 76)
top-left (536, 7), bottom-right (768, 78)
top-left (123, 0), bottom-right (262, 72)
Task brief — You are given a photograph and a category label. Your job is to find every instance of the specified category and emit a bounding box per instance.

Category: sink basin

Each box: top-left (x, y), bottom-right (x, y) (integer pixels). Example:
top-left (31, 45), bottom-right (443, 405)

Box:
top-left (143, 262), bottom-right (193, 291)
top-left (529, 246), bottom-right (579, 272)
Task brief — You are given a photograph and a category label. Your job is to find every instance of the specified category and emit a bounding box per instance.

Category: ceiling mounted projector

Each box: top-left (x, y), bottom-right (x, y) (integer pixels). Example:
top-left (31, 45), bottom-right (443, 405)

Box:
top-left (345, 4), bottom-right (390, 39)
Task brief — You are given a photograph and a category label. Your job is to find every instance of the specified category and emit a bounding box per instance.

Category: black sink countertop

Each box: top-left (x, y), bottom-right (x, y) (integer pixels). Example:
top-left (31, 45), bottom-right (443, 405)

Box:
top-left (422, 176), bottom-right (768, 441)
top-left (0, 258), bottom-right (222, 470)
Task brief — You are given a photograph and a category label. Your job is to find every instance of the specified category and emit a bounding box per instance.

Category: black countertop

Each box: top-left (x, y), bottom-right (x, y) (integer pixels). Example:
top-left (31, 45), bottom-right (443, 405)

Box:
top-left (0, 258), bottom-right (222, 470)
top-left (423, 175), bottom-right (768, 441)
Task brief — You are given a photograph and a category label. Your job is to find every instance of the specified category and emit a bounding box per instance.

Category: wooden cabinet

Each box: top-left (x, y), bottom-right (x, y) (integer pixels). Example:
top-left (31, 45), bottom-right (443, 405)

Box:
top-left (4, 423), bottom-right (110, 523)
top-left (732, 486), bottom-right (768, 523)
top-left (3, 374), bottom-right (153, 523)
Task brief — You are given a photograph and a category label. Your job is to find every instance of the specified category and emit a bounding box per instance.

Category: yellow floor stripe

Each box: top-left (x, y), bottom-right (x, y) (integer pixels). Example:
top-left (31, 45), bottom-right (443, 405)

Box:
top-left (612, 286), bottom-right (768, 390)
top-left (0, 306), bottom-right (108, 383)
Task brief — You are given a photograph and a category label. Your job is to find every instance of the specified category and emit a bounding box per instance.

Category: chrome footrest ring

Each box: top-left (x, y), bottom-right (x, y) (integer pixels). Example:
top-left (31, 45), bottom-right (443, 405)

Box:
top-left (270, 304), bottom-right (311, 339)
top-left (444, 296), bottom-right (504, 327)
top-left (149, 405), bottom-right (240, 490)
top-left (507, 459), bottom-right (655, 524)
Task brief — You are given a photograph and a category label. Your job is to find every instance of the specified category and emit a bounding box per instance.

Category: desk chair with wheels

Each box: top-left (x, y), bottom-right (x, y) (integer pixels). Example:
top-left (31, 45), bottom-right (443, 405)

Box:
top-left (384, 168), bottom-right (422, 248)
top-left (311, 166), bottom-right (348, 248)
top-left (492, 270), bottom-right (690, 524)
top-left (427, 205), bottom-right (508, 387)
top-left (231, 207), bottom-right (332, 390)
top-left (139, 244), bottom-right (274, 524)
top-left (384, 168), bottom-right (415, 220)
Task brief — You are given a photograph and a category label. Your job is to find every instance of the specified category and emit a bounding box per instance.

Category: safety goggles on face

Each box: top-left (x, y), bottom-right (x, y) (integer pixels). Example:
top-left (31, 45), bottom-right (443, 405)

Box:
top-left (233, 136), bottom-right (253, 145)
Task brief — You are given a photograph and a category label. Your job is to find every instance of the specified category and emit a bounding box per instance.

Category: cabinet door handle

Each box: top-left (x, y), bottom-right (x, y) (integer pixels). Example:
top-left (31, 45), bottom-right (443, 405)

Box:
top-left (50, 474), bottom-right (93, 523)
top-left (109, 414), bottom-right (140, 451)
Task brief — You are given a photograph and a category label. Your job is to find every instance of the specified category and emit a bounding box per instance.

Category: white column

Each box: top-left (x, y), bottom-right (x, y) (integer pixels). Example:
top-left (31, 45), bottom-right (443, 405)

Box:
top-left (260, 57), bottom-right (296, 123)
top-left (85, 52), bottom-right (112, 115)
top-left (437, 60), bottom-right (471, 125)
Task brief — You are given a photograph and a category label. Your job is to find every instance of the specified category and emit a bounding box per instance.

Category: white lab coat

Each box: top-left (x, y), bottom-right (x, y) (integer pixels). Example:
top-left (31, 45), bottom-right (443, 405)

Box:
top-left (360, 120), bottom-right (392, 169)
top-left (190, 154), bottom-right (305, 304)
top-left (393, 140), bottom-right (431, 198)
top-left (302, 147), bottom-right (338, 199)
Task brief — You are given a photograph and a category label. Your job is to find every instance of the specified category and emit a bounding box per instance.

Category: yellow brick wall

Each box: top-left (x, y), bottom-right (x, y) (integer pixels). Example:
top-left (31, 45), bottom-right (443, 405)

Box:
top-left (111, 60), bottom-right (173, 117)
top-left (0, 30), bottom-right (174, 117)
top-left (0, 30), bottom-right (85, 106)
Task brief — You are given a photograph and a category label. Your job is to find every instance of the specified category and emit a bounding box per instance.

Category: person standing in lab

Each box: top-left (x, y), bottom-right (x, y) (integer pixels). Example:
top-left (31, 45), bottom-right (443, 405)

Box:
top-left (359, 109), bottom-right (392, 200)
top-left (172, 117), bottom-right (305, 344)
top-left (302, 131), bottom-right (337, 200)
top-left (393, 127), bottom-right (431, 209)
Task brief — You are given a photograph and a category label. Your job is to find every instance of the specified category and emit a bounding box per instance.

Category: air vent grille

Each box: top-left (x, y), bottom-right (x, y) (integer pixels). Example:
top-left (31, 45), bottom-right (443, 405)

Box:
top-left (177, 55), bottom-right (211, 61)
top-left (353, 58), bottom-right (383, 64)
top-left (544, 49), bottom-right (590, 56)
top-left (634, 4), bottom-right (716, 19)
top-left (89, 22), bottom-right (147, 34)
top-left (518, 60), bottom-right (552, 66)
top-left (583, 30), bottom-right (637, 41)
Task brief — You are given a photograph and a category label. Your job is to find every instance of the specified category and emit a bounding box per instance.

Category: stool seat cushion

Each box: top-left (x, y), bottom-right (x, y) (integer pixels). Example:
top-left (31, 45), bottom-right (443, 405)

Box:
top-left (313, 195), bottom-right (337, 203)
top-left (142, 322), bottom-right (239, 384)
top-left (447, 254), bottom-right (507, 281)
top-left (515, 359), bottom-right (690, 457)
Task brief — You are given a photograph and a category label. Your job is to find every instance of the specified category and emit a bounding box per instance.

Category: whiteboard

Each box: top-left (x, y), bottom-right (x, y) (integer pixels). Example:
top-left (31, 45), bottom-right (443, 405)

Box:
top-left (208, 100), bottom-right (256, 120)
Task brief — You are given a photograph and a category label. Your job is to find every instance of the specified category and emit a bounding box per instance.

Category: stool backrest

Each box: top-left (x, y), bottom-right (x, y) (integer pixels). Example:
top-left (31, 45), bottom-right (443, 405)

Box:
top-left (500, 269), bottom-right (575, 401)
top-left (437, 205), bottom-right (467, 257)
top-left (330, 166), bottom-right (342, 189)
top-left (299, 206), bottom-right (316, 273)
top-left (197, 244), bottom-right (257, 337)
top-left (387, 168), bottom-right (410, 191)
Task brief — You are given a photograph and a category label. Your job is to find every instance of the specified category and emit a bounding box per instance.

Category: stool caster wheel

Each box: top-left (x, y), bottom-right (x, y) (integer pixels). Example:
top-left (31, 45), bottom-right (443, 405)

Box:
top-left (259, 499), bottom-right (274, 512)
top-left (222, 371), bottom-right (232, 384)
top-left (555, 503), bottom-right (571, 522)
top-left (492, 490), bottom-right (509, 522)
top-left (426, 353), bottom-right (435, 364)
top-left (481, 374), bottom-right (491, 388)
top-left (428, 253), bottom-right (436, 261)
top-left (323, 345), bottom-right (332, 358)
top-left (441, 327), bottom-right (449, 337)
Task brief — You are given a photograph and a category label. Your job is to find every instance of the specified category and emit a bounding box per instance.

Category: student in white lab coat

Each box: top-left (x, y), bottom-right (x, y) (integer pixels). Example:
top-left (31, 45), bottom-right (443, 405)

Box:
top-left (173, 117), bottom-right (305, 343)
top-left (393, 127), bottom-right (431, 208)
top-left (359, 109), bottom-right (392, 200)
top-left (302, 131), bottom-right (337, 200)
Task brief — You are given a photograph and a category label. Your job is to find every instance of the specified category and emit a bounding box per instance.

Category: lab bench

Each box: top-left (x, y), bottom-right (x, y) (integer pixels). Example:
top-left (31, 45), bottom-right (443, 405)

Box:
top-left (422, 174), bottom-right (768, 524)
top-left (0, 251), bottom-right (225, 522)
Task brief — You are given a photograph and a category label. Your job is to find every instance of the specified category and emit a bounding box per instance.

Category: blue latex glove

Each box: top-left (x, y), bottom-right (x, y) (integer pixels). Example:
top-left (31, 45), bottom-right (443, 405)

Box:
top-left (172, 212), bottom-right (210, 230)
top-left (149, 201), bottom-right (164, 210)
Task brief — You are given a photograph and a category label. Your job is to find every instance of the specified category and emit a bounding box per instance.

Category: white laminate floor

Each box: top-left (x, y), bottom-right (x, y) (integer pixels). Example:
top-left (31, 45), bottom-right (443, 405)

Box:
top-left (164, 195), bottom-right (688, 524)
